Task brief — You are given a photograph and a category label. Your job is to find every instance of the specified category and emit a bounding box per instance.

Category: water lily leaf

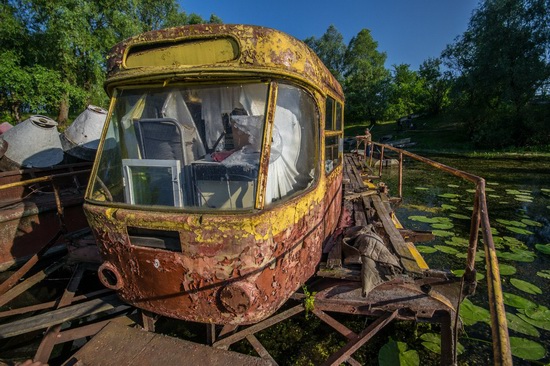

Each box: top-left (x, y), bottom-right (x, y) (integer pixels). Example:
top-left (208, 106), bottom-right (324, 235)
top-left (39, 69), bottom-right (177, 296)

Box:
top-left (518, 315), bottom-right (550, 332)
top-left (408, 215), bottom-right (439, 224)
top-left (459, 298), bottom-right (490, 326)
top-left (488, 194), bottom-right (501, 198)
top-left (419, 333), bottom-right (464, 355)
top-left (441, 204), bottom-right (457, 211)
top-left (466, 189), bottom-right (476, 193)
top-left (432, 230), bottom-right (454, 237)
top-left (506, 312), bottom-right (540, 337)
top-left (445, 237), bottom-right (469, 247)
top-left (506, 189), bottom-right (523, 195)
top-left (498, 264), bottom-right (517, 276)
top-left (503, 292), bottom-right (537, 310)
top-left (507, 227), bottom-right (533, 235)
top-left (414, 187), bottom-right (429, 191)
top-left (487, 182), bottom-right (499, 186)
top-left (456, 250), bottom-right (484, 262)
top-left (509, 337), bottom-right (546, 360)
top-left (449, 213), bottom-right (470, 220)
top-left (439, 193), bottom-right (460, 199)
top-left (514, 196), bottom-right (533, 203)
top-left (541, 188), bottom-right (550, 193)
top-left (416, 245), bottom-right (437, 254)
top-left (431, 223), bottom-right (454, 230)
top-left (523, 305), bottom-right (550, 321)
top-left (434, 245), bottom-right (459, 254)
top-left (451, 269), bottom-right (484, 281)
top-left (536, 269), bottom-right (550, 279)
top-left (501, 237), bottom-right (526, 250)
top-left (490, 227), bottom-right (500, 235)
top-left (521, 219), bottom-right (542, 227)
top-left (447, 184), bottom-right (460, 188)
top-left (378, 339), bottom-right (419, 366)
top-left (496, 219), bottom-right (527, 228)
top-left (535, 244), bottom-right (550, 255)
top-left (510, 278), bottom-right (542, 295)
top-left (497, 250), bottom-right (535, 262)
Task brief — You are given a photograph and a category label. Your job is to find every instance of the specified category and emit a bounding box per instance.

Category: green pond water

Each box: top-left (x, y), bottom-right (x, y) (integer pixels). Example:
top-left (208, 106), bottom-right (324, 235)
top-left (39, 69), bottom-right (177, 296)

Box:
top-left (382, 154), bottom-right (550, 365)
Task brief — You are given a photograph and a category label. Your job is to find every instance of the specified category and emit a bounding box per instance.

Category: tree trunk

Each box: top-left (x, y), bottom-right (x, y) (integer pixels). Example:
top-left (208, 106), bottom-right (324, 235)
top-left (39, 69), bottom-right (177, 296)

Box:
top-left (57, 96), bottom-right (69, 124)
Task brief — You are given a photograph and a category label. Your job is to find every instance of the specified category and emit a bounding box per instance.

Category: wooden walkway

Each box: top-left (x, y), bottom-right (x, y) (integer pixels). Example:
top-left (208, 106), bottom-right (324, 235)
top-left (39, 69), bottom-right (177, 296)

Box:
top-left (63, 322), bottom-right (271, 366)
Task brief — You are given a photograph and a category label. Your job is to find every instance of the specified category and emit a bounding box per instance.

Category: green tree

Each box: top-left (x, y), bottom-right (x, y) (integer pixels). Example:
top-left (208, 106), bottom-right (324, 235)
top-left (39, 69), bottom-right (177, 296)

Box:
top-left (343, 29), bottom-right (391, 125)
top-left (443, 0), bottom-right (550, 147)
top-left (386, 63), bottom-right (424, 119)
top-left (0, 0), bottom-right (222, 124)
top-left (304, 25), bottom-right (347, 82)
top-left (418, 57), bottom-right (450, 115)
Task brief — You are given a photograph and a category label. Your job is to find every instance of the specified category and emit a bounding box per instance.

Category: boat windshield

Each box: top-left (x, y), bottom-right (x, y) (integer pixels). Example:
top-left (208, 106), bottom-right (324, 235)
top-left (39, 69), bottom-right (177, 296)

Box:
top-left (88, 82), bottom-right (318, 210)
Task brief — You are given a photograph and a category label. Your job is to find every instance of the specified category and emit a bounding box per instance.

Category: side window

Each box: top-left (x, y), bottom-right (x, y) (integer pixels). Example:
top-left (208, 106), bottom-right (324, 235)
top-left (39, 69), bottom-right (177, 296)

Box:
top-left (265, 84), bottom-right (319, 205)
top-left (325, 97), bottom-right (343, 174)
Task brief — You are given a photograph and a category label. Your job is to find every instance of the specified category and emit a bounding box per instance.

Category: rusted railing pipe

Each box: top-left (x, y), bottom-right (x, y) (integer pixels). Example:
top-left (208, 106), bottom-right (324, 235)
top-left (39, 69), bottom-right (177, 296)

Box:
top-left (365, 141), bottom-right (512, 366)
top-left (398, 152), bottom-right (403, 198)
top-left (0, 170), bottom-right (90, 191)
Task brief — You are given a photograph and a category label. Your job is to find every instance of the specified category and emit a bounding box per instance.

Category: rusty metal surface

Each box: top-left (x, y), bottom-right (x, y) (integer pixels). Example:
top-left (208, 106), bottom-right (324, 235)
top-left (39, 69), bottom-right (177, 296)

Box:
top-left (105, 24), bottom-right (344, 99)
top-left (85, 170), bottom-right (342, 325)
top-left (0, 164), bottom-right (91, 270)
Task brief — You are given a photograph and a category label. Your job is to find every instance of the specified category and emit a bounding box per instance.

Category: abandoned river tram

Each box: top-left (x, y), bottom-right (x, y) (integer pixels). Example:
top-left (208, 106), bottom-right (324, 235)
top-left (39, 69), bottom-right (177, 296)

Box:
top-left (0, 25), bottom-right (512, 365)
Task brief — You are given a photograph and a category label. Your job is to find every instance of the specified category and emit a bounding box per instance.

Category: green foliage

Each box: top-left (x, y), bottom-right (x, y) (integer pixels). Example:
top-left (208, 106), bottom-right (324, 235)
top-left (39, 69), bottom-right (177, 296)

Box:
top-left (304, 25), bottom-right (346, 83)
top-left (302, 285), bottom-right (317, 319)
top-left (0, 0), bottom-right (222, 122)
top-left (442, 0), bottom-right (550, 148)
top-left (379, 338), bottom-right (419, 366)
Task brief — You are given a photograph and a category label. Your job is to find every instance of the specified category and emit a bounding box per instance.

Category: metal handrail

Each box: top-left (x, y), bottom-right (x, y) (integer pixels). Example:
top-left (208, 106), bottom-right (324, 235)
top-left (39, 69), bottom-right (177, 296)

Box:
top-left (365, 141), bottom-right (512, 366)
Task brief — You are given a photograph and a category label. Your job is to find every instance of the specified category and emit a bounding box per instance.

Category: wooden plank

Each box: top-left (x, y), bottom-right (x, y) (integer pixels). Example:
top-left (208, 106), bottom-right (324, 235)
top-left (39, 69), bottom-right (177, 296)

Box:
top-left (0, 259), bottom-right (65, 307)
top-left (369, 195), bottom-right (423, 274)
top-left (35, 264), bottom-right (85, 362)
top-left (64, 322), bottom-right (271, 366)
top-left (0, 294), bottom-right (124, 338)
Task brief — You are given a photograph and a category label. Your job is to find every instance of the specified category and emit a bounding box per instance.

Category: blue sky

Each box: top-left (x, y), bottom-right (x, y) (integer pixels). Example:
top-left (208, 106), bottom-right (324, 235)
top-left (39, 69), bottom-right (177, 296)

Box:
top-left (179, 0), bottom-right (479, 70)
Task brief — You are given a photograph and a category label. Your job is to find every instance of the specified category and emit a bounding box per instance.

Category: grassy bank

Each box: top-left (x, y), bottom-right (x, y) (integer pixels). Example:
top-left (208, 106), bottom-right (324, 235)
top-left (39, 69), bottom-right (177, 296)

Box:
top-left (345, 115), bottom-right (550, 158)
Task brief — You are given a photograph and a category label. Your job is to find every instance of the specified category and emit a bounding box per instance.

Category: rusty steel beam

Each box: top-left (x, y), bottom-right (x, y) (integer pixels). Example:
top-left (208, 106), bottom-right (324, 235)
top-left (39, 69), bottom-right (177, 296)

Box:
top-left (311, 308), bottom-right (356, 340)
top-left (246, 334), bottom-right (279, 365)
top-left (213, 305), bottom-right (304, 350)
top-left (321, 310), bottom-right (398, 366)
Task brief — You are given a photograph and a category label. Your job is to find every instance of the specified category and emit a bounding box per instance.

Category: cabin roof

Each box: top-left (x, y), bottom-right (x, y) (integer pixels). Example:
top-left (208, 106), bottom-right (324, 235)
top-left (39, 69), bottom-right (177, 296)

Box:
top-left (105, 24), bottom-right (343, 98)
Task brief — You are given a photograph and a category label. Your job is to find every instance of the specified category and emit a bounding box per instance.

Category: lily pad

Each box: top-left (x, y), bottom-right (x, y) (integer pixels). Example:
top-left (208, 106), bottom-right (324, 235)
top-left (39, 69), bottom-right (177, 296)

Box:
top-left (506, 312), bottom-right (540, 337)
top-left (451, 269), bottom-right (484, 281)
top-left (505, 189), bottom-right (523, 195)
top-left (514, 196), bottom-right (533, 203)
top-left (503, 292), bottom-right (537, 310)
top-left (379, 339), bottom-right (419, 366)
top-left (440, 204), bottom-right (457, 211)
top-left (510, 278), bottom-right (542, 295)
top-left (434, 245), bottom-right (459, 255)
top-left (509, 337), bottom-right (546, 360)
top-left (431, 223), bottom-right (454, 230)
top-left (419, 333), bottom-right (464, 355)
top-left (487, 182), bottom-right (499, 186)
top-left (449, 213), bottom-right (470, 220)
top-left (496, 219), bottom-right (526, 228)
top-left (498, 264), bottom-right (517, 276)
top-left (497, 250), bottom-right (535, 263)
top-left (507, 227), bottom-right (533, 235)
top-left (459, 298), bottom-right (490, 326)
top-left (431, 230), bottom-right (454, 237)
top-left (521, 219), bottom-right (543, 227)
top-left (535, 243), bottom-right (550, 255)
top-left (408, 215), bottom-right (439, 224)
top-left (414, 187), bottom-right (429, 191)
top-left (447, 184), bottom-right (460, 188)
top-left (439, 193), bottom-right (460, 199)
top-left (536, 270), bottom-right (550, 279)
top-left (416, 245), bottom-right (437, 254)
top-left (445, 237), bottom-right (469, 247)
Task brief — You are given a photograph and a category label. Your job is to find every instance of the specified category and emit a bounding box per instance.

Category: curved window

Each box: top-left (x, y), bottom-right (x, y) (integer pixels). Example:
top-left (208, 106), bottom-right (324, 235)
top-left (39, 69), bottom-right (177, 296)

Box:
top-left (88, 82), bottom-right (318, 210)
top-left (265, 84), bottom-right (319, 205)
